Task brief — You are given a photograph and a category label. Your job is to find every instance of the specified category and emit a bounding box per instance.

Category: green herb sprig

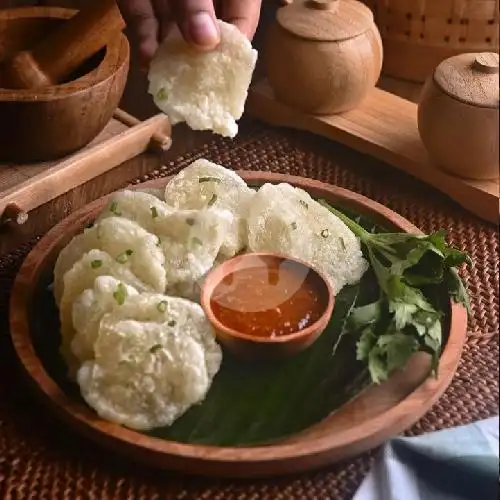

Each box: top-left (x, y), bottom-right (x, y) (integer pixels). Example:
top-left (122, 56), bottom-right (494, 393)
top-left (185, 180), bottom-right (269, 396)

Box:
top-left (319, 200), bottom-right (471, 384)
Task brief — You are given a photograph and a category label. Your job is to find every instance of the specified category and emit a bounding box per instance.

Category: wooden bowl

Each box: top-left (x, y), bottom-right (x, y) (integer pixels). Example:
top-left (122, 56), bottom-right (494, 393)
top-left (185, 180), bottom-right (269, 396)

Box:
top-left (200, 252), bottom-right (335, 360)
top-left (9, 172), bottom-right (467, 478)
top-left (0, 7), bottom-right (129, 163)
top-left (265, 0), bottom-right (383, 115)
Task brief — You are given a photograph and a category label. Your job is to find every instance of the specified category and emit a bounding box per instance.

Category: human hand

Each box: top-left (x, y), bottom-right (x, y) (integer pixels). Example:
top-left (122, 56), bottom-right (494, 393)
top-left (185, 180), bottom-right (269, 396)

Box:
top-left (118, 0), bottom-right (262, 68)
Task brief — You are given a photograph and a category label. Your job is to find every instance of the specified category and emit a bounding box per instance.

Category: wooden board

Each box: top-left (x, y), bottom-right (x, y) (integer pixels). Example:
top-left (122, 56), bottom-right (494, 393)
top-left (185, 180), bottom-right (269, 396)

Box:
top-left (9, 172), bottom-right (467, 478)
top-left (246, 80), bottom-right (499, 225)
top-left (0, 110), bottom-right (171, 225)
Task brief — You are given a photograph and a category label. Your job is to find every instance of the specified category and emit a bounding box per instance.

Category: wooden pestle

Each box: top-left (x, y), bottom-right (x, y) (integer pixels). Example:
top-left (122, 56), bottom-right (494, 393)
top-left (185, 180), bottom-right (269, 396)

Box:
top-left (0, 0), bottom-right (125, 89)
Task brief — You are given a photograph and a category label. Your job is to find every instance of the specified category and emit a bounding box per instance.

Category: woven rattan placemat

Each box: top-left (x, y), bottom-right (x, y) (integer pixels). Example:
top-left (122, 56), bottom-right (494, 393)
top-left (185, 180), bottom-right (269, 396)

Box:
top-left (1, 118), bottom-right (498, 499)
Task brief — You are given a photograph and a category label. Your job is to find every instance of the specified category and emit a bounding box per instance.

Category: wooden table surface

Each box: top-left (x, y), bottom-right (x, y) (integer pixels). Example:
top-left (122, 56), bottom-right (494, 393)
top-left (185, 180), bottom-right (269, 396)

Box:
top-left (0, 0), bottom-right (422, 257)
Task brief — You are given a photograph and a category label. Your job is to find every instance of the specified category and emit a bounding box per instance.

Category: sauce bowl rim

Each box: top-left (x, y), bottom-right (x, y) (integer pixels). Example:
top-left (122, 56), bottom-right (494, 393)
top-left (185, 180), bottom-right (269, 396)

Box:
top-left (200, 252), bottom-right (335, 344)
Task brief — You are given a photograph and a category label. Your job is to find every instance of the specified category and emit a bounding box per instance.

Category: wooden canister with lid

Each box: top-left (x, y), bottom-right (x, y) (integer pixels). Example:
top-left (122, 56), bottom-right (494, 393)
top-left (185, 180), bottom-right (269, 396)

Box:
top-left (264, 0), bottom-right (383, 115)
top-left (418, 52), bottom-right (499, 180)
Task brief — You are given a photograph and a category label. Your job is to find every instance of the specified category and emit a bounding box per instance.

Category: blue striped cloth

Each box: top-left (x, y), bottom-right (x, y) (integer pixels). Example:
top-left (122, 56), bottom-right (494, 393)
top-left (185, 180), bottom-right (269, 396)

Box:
top-left (353, 417), bottom-right (499, 500)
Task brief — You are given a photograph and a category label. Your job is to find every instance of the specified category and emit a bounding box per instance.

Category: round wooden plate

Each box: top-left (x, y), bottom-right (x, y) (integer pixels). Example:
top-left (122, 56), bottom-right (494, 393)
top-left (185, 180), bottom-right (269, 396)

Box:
top-left (9, 172), bottom-right (467, 478)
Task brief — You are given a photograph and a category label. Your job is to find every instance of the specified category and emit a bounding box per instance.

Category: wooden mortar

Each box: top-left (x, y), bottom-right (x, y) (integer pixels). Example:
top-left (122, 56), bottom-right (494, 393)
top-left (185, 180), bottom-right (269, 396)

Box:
top-left (0, 6), bottom-right (129, 162)
top-left (418, 52), bottom-right (499, 181)
top-left (264, 0), bottom-right (383, 115)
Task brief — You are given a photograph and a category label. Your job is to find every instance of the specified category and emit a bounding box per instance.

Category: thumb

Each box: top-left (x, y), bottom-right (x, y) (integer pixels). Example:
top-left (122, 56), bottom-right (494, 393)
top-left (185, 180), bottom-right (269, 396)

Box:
top-left (174, 0), bottom-right (220, 50)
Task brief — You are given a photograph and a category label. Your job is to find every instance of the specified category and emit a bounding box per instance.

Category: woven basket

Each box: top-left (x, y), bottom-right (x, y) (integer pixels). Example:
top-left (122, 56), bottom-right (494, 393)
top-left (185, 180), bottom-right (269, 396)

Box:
top-left (360, 0), bottom-right (499, 82)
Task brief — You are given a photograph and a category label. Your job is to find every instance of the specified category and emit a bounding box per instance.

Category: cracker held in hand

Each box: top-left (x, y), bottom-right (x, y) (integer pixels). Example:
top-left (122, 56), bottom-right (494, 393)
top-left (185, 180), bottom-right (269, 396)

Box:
top-left (148, 21), bottom-right (258, 138)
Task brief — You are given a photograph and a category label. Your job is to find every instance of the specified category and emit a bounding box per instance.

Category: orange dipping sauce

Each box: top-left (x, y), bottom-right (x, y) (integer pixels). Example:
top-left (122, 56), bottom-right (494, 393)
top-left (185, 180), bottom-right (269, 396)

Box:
top-left (210, 256), bottom-right (329, 339)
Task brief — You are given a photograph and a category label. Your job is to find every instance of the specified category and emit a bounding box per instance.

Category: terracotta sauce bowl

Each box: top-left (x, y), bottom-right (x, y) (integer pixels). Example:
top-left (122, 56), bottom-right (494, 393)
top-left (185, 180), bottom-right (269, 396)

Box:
top-left (200, 252), bottom-right (335, 360)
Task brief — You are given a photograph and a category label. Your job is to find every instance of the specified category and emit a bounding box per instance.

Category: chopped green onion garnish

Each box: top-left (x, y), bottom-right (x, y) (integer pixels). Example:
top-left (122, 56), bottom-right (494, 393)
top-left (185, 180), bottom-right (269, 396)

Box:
top-left (157, 301), bottom-right (168, 313)
top-left (151, 206), bottom-right (159, 219)
top-left (208, 194), bottom-right (217, 207)
top-left (90, 259), bottom-right (102, 269)
top-left (199, 177), bottom-right (221, 184)
top-left (156, 88), bottom-right (168, 100)
top-left (149, 344), bottom-right (163, 353)
top-left (110, 201), bottom-right (121, 216)
top-left (321, 229), bottom-right (330, 238)
top-left (116, 249), bottom-right (133, 264)
top-left (191, 236), bottom-right (203, 247)
top-left (186, 217), bottom-right (195, 226)
top-left (116, 253), bottom-right (127, 264)
top-left (168, 320), bottom-right (177, 327)
top-left (113, 282), bottom-right (128, 305)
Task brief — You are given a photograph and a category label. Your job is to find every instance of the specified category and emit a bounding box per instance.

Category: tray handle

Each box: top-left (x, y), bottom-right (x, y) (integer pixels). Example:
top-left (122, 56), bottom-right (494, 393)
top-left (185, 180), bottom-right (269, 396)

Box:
top-left (113, 109), bottom-right (172, 153)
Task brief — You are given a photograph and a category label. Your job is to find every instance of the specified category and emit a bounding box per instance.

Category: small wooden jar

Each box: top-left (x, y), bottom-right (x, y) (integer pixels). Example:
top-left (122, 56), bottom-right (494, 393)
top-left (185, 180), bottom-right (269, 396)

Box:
top-left (418, 52), bottom-right (499, 181)
top-left (264, 0), bottom-right (383, 115)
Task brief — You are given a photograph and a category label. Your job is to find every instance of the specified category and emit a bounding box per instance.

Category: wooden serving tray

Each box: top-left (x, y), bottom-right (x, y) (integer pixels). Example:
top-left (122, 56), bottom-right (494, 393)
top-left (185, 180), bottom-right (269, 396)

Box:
top-left (0, 110), bottom-right (171, 225)
top-left (9, 172), bottom-right (467, 478)
top-left (246, 81), bottom-right (499, 225)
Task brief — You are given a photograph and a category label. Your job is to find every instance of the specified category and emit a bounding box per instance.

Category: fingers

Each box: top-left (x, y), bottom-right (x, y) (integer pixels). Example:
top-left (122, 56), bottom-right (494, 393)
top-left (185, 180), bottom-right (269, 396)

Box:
top-left (221, 0), bottom-right (262, 40)
top-left (119, 0), bottom-right (262, 66)
top-left (173, 0), bottom-right (220, 51)
top-left (151, 0), bottom-right (174, 42)
top-left (117, 0), bottom-right (159, 68)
